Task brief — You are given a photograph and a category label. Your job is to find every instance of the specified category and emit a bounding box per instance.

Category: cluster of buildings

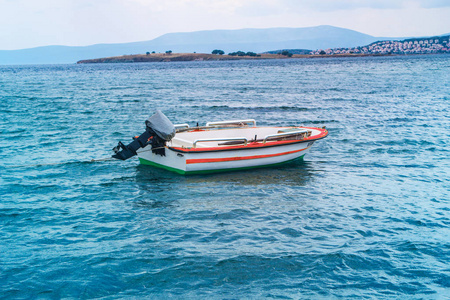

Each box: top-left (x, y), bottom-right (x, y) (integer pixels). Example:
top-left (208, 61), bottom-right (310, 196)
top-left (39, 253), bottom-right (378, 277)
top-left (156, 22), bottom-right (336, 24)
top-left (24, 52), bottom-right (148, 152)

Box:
top-left (312, 36), bottom-right (450, 55)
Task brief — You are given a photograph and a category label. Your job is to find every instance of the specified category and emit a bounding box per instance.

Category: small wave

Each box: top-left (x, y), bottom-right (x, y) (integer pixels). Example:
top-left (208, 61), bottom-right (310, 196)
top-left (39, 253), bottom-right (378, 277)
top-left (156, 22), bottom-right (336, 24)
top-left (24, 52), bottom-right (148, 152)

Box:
top-left (191, 105), bottom-right (312, 112)
top-left (308, 119), bottom-right (339, 124)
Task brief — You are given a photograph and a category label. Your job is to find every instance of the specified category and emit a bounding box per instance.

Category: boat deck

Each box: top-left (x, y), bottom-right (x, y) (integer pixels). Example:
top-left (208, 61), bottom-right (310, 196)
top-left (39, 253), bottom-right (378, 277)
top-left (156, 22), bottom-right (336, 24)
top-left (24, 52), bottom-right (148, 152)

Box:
top-left (168, 126), bottom-right (320, 149)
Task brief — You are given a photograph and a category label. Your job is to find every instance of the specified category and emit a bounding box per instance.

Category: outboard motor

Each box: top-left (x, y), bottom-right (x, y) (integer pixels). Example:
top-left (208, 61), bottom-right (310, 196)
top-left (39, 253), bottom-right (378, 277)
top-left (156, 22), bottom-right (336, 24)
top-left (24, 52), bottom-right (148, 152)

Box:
top-left (112, 110), bottom-right (176, 160)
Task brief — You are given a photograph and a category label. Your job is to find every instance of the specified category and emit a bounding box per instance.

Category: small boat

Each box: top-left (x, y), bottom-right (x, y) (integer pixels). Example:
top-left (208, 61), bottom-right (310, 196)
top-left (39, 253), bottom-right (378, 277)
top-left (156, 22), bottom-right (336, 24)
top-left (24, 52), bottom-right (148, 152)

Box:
top-left (112, 111), bottom-right (328, 174)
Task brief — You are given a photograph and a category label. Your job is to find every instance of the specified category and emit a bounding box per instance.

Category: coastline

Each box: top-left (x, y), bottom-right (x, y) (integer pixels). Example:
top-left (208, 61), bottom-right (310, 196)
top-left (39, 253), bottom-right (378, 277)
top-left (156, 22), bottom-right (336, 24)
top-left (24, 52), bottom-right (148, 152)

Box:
top-left (76, 52), bottom-right (403, 64)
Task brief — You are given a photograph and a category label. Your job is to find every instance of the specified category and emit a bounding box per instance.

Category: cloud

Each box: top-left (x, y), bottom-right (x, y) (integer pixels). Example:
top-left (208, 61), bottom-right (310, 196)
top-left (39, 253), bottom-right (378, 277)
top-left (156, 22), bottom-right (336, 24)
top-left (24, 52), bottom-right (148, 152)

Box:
top-left (127, 0), bottom-right (243, 14)
top-left (298, 0), bottom-right (450, 10)
top-left (237, 0), bottom-right (450, 16)
top-left (287, 0), bottom-right (404, 11)
top-left (418, 0), bottom-right (450, 9)
top-left (0, 0), bottom-right (449, 49)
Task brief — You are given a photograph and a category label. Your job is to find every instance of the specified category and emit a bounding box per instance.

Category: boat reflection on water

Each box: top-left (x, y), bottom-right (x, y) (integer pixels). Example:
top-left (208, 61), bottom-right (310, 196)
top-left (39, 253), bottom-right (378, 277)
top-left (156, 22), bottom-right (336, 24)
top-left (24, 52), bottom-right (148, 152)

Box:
top-left (135, 159), bottom-right (318, 186)
top-left (132, 159), bottom-right (322, 210)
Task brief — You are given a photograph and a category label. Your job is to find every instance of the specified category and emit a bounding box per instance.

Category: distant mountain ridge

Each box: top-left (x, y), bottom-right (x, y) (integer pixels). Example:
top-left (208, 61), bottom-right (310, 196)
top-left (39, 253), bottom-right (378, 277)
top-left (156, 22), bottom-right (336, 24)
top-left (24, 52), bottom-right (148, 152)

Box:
top-left (0, 25), bottom-right (441, 65)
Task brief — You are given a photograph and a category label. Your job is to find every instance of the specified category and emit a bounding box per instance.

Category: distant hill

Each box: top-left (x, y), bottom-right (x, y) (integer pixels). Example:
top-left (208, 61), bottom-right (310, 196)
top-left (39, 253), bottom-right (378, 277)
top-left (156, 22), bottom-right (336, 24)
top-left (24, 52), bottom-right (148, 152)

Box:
top-left (0, 25), bottom-right (386, 65)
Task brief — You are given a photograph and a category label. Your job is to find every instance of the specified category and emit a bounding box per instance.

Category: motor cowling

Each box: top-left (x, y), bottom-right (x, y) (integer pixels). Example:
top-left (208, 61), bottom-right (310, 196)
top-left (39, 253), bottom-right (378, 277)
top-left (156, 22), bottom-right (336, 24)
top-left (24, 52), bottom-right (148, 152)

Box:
top-left (112, 110), bottom-right (175, 160)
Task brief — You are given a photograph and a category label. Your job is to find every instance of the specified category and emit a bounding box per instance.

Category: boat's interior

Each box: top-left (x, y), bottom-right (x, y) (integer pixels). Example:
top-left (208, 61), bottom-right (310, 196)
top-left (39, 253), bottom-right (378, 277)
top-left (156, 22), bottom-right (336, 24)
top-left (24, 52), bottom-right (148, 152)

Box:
top-left (167, 120), bottom-right (315, 149)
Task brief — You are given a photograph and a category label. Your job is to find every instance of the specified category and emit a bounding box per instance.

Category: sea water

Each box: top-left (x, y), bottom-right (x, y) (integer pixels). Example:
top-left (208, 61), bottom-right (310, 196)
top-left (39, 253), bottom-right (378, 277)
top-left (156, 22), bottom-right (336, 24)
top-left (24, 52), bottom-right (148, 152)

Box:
top-left (1, 56), bottom-right (449, 299)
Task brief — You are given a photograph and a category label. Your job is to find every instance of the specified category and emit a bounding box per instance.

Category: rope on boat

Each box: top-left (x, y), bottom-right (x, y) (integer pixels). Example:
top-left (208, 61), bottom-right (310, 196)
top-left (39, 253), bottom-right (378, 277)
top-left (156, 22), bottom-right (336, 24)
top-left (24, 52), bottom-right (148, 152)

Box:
top-left (7, 146), bottom-right (168, 168)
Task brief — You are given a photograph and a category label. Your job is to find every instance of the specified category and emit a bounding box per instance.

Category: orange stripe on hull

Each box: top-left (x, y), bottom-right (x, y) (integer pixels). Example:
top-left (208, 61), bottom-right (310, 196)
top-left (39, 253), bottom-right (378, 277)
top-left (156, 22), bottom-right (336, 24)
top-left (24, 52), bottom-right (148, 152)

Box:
top-left (186, 147), bottom-right (307, 164)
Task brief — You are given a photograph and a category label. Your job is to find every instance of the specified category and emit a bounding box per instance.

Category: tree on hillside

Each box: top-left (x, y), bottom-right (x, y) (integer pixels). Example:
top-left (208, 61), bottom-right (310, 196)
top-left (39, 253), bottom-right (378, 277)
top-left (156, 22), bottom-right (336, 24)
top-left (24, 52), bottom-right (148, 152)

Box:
top-left (212, 49), bottom-right (225, 55)
top-left (228, 51), bottom-right (260, 57)
top-left (229, 51), bottom-right (247, 56)
top-left (165, 50), bottom-right (172, 54)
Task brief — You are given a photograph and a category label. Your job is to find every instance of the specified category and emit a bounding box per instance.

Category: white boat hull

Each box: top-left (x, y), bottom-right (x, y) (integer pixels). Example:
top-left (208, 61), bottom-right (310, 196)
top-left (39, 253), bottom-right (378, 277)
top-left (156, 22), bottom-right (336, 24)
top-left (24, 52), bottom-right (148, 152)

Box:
top-left (136, 125), bottom-right (325, 174)
top-left (113, 116), bottom-right (328, 174)
top-left (138, 141), bottom-right (314, 174)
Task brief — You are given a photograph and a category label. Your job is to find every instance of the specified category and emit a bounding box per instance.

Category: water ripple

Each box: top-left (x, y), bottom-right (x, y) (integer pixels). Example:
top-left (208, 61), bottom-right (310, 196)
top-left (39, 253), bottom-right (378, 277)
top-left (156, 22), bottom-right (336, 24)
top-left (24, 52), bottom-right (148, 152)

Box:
top-left (1, 56), bottom-right (449, 298)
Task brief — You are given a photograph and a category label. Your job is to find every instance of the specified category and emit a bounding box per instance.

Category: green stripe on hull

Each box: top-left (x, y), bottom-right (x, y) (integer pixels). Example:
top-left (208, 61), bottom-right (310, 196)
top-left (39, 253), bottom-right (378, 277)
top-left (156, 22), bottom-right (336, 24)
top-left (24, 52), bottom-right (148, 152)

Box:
top-left (138, 158), bottom-right (187, 175)
top-left (138, 155), bottom-right (306, 175)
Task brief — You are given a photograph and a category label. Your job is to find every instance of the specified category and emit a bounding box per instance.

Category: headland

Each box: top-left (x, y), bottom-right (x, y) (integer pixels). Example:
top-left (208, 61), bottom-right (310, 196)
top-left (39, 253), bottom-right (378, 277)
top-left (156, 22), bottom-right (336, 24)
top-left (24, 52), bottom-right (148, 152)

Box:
top-left (76, 52), bottom-right (394, 64)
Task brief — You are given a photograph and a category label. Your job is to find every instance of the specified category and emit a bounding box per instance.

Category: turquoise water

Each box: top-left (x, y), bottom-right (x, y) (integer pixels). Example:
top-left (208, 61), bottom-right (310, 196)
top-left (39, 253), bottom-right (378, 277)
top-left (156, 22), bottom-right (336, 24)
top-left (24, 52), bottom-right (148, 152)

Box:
top-left (1, 56), bottom-right (449, 299)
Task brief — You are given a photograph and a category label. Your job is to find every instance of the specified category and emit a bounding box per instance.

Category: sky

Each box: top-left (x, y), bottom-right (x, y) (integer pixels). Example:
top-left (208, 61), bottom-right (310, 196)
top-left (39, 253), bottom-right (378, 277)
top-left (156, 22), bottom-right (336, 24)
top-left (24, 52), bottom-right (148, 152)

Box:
top-left (0, 0), bottom-right (449, 50)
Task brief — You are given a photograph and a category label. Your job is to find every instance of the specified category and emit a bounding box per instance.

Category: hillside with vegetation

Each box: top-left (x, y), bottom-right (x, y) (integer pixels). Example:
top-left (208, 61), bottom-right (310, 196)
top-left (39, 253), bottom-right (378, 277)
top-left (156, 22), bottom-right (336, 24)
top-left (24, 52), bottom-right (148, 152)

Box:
top-left (77, 52), bottom-right (301, 63)
top-left (311, 35), bottom-right (450, 55)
